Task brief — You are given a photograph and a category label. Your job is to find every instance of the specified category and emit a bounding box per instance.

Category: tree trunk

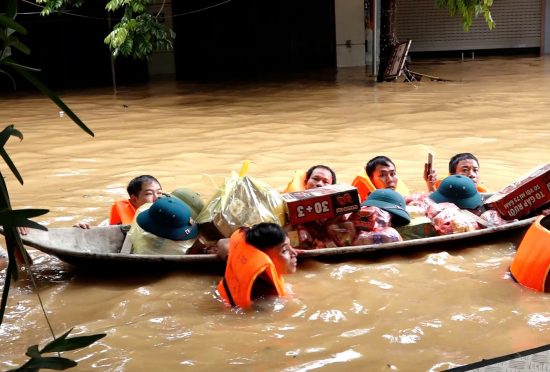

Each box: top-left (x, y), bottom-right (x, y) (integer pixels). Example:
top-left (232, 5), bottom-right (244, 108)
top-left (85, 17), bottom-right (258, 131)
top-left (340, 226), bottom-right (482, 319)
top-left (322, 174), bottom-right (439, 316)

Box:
top-left (377, 0), bottom-right (399, 82)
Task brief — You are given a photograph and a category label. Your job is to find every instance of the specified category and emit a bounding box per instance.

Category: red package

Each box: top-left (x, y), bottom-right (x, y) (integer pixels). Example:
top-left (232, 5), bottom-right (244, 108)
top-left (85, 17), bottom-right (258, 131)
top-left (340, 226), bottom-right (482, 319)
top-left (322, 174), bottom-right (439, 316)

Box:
top-left (431, 208), bottom-right (479, 235)
top-left (426, 202), bottom-right (459, 219)
top-left (349, 206), bottom-right (391, 231)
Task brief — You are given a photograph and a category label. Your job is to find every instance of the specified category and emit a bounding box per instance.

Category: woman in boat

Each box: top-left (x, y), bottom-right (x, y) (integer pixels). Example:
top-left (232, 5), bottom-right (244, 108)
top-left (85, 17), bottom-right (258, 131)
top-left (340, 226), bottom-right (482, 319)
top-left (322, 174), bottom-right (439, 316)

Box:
top-left (425, 153), bottom-right (486, 192)
top-left (216, 222), bottom-right (297, 309)
top-left (75, 175), bottom-right (163, 229)
top-left (352, 156), bottom-right (410, 202)
top-left (283, 165), bottom-right (336, 193)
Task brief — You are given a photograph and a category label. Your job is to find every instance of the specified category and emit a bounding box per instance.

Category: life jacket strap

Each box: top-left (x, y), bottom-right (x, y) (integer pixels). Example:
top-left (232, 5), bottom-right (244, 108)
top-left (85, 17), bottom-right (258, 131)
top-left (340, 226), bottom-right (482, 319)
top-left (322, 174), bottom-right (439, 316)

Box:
top-left (222, 276), bottom-right (236, 307)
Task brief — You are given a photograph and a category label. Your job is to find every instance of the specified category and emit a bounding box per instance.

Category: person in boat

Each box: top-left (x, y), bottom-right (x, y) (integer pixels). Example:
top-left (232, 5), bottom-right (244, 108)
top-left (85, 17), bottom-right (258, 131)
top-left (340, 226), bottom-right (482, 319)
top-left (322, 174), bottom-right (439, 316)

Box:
top-left (216, 222), bottom-right (297, 309)
top-left (283, 165), bottom-right (336, 193)
top-left (74, 175), bottom-right (163, 229)
top-left (425, 153), bottom-right (486, 192)
top-left (352, 156), bottom-right (410, 202)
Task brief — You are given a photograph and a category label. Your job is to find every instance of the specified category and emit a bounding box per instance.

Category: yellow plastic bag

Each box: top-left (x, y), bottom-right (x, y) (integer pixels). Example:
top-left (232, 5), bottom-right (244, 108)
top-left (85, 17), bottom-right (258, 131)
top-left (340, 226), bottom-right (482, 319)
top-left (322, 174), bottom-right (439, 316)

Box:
top-left (196, 161), bottom-right (286, 237)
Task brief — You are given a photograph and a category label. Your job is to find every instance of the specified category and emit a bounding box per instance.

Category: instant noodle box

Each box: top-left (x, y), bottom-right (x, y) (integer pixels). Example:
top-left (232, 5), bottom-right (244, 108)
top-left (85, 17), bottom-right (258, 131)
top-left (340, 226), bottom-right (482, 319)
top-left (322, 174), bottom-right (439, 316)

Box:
top-left (484, 164), bottom-right (550, 220)
top-left (282, 184), bottom-right (360, 225)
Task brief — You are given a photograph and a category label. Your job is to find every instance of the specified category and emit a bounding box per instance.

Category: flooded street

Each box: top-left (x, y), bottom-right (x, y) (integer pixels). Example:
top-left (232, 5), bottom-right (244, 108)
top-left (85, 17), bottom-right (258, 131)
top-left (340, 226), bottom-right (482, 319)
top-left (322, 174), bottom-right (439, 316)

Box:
top-left (1, 56), bottom-right (550, 371)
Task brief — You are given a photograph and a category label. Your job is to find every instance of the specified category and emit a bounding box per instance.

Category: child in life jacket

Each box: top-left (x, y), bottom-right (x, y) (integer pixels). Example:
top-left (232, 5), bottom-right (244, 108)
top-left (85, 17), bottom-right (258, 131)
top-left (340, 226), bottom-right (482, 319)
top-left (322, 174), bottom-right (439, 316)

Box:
top-left (74, 175), bottom-right (163, 229)
top-left (216, 223), bottom-right (297, 309)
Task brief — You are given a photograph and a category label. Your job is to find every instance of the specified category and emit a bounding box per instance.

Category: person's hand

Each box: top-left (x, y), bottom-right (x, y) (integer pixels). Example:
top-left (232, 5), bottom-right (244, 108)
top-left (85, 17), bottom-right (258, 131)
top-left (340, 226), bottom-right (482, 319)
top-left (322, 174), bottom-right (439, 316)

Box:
top-left (17, 226), bottom-right (29, 235)
top-left (424, 163), bottom-right (438, 192)
top-left (73, 222), bottom-right (91, 229)
top-left (216, 238), bottom-right (230, 261)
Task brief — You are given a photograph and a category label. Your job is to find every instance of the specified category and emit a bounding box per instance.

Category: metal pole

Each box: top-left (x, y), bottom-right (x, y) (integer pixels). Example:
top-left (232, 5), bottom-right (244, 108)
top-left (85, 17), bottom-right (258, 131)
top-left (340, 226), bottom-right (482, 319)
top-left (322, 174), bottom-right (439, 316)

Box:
top-left (372, 0), bottom-right (378, 76)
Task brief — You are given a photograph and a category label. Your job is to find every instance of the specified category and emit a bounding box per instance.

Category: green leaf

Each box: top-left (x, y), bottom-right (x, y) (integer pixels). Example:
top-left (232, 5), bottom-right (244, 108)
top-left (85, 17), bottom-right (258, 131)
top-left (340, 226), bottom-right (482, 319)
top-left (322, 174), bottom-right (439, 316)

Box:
top-left (3, 60), bottom-right (41, 73)
top-left (6, 36), bottom-right (31, 56)
top-left (0, 208), bottom-right (49, 231)
top-left (41, 331), bottom-right (106, 353)
top-left (25, 345), bottom-right (41, 359)
top-left (8, 67), bottom-right (94, 137)
top-left (10, 356), bottom-right (77, 371)
top-left (7, 0), bottom-right (17, 19)
top-left (0, 15), bottom-right (27, 35)
top-left (0, 125), bottom-right (24, 185)
top-left (0, 125), bottom-right (23, 146)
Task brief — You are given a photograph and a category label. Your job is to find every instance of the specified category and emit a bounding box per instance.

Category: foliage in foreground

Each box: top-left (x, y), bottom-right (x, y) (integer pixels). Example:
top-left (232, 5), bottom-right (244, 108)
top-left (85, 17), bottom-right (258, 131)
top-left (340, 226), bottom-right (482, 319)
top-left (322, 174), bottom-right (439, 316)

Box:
top-left (1, 0), bottom-right (103, 369)
top-left (8, 329), bottom-right (106, 371)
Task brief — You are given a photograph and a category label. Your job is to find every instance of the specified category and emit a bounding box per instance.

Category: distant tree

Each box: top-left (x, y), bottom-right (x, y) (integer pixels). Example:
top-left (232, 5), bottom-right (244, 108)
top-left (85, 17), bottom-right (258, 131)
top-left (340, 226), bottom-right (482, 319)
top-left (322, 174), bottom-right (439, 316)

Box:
top-left (378, 0), bottom-right (495, 81)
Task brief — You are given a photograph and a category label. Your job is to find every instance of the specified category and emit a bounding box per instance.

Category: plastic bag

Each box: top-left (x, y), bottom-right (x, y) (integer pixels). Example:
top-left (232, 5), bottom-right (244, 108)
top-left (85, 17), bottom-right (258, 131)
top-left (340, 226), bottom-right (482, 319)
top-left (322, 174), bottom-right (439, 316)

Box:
top-left (195, 161), bottom-right (286, 237)
top-left (349, 206), bottom-right (391, 231)
top-left (431, 208), bottom-right (479, 235)
top-left (480, 209), bottom-right (509, 226)
top-left (326, 220), bottom-right (356, 246)
top-left (353, 227), bottom-right (402, 245)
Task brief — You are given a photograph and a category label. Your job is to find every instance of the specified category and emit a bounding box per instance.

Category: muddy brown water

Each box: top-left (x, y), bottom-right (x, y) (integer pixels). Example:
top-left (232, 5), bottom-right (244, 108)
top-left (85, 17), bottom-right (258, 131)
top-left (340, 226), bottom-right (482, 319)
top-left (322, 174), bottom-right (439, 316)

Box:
top-left (1, 56), bottom-right (550, 371)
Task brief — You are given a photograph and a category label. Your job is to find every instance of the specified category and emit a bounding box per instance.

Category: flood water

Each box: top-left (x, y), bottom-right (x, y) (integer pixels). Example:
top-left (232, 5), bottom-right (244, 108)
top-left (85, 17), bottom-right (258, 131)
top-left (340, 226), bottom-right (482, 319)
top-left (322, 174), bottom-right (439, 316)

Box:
top-left (1, 56), bottom-right (550, 371)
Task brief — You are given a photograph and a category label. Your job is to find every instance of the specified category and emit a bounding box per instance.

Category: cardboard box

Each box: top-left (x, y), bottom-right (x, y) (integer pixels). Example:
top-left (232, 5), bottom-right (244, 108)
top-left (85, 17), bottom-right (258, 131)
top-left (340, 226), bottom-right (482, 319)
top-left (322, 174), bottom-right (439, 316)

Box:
top-left (282, 184), bottom-right (360, 225)
top-left (484, 164), bottom-right (550, 220)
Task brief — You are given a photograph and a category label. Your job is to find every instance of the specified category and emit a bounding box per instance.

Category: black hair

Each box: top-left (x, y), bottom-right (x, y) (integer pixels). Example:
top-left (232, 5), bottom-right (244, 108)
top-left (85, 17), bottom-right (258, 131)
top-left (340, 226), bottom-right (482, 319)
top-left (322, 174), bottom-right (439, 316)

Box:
top-left (245, 223), bottom-right (286, 251)
top-left (365, 156), bottom-right (395, 178)
top-left (305, 165), bottom-right (337, 184)
top-left (127, 175), bottom-right (161, 197)
top-left (448, 153), bottom-right (479, 174)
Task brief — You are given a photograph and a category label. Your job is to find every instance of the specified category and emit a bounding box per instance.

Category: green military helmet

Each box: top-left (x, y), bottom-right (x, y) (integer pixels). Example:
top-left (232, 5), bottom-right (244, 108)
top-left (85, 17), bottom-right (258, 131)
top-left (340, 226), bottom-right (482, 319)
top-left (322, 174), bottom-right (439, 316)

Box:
top-left (170, 187), bottom-right (205, 220)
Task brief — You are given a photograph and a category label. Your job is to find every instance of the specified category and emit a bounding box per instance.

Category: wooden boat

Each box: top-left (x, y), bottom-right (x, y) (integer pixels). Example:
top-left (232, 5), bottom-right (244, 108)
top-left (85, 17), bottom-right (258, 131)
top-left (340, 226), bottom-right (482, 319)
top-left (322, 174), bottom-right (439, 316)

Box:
top-left (5, 216), bottom-right (537, 269)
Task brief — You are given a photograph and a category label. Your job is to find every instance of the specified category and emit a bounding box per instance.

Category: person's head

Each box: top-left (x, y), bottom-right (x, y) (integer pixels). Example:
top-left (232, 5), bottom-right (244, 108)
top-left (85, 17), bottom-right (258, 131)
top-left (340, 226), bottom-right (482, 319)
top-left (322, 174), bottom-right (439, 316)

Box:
top-left (304, 165), bottom-right (336, 189)
top-left (429, 175), bottom-right (482, 209)
top-left (245, 223), bottom-right (297, 275)
top-left (366, 156), bottom-right (398, 190)
top-left (449, 153), bottom-right (480, 185)
top-left (127, 175), bottom-right (163, 209)
top-left (362, 189), bottom-right (410, 227)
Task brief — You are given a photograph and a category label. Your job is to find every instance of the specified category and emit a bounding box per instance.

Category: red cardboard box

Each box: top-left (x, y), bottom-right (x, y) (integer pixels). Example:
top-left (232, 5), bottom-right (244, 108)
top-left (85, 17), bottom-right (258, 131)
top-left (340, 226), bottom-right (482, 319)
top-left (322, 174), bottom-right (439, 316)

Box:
top-left (282, 184), bottom-right (360, 225)
top-left (484, 164), bottom-right (550, 220)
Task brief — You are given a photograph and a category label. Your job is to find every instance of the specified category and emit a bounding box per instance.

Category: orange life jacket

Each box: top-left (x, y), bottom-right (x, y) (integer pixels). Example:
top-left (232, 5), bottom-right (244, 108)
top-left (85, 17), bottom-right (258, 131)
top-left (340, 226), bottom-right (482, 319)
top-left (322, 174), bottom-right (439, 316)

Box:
top-left (217, 229), bottom-right (286, 308)
top-left (510, 215), bottom-right (550, 293)
top-left (108, 199), bottom-right (137, 225)
top-left (283, 171), bottom-right (307, 193)
top-left (434, 178), bottom-right (487, 193)
top-left (351, 170), bottom-right (410, 203)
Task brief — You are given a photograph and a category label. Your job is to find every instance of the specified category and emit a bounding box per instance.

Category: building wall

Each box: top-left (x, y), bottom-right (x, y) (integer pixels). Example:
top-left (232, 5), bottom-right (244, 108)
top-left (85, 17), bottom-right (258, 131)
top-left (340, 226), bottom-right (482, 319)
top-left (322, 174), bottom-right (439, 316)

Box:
top-left (148, 0), bottom-right (176, 76)
top-left (395, 0), bottom-right (542, 53)
top-left (172, 0), bottom-right (336, 79)
top-left (335, 0), bottom-right (366, 67)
